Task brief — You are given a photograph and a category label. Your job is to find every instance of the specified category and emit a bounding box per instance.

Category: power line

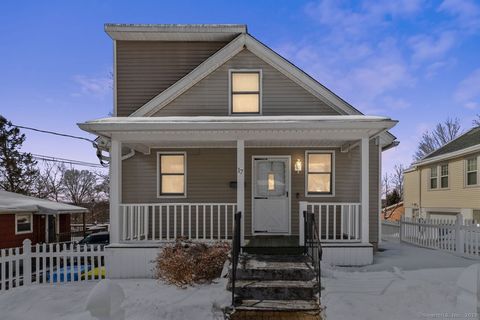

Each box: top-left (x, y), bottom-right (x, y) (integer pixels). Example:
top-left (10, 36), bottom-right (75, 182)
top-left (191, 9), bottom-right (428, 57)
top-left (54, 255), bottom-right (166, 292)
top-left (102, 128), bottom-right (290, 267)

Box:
top-left (32, 153), bottom-right (106, 169)
top-left (12, 124), bottom-right (95, 144)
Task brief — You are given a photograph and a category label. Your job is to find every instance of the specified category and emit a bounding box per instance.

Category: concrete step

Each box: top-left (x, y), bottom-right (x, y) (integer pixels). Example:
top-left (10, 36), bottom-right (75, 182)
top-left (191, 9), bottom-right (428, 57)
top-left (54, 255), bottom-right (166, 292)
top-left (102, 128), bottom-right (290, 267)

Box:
top-left (232, 280), bottom-right (318, 300)
top-left (243, 246), bottom-right (304, 255)
top-left (236, 299), bottom-right (320, 312)
top-left (237, 256), bottom-right (315, 281)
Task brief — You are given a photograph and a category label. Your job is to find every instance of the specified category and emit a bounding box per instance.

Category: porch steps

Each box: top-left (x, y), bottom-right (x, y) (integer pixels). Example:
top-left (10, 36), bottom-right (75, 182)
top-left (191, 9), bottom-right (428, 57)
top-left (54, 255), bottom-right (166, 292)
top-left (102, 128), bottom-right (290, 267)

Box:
top-left (243, 236), bottom-right (304, 256)
top-left (228, 254), bottom-right (321, 319)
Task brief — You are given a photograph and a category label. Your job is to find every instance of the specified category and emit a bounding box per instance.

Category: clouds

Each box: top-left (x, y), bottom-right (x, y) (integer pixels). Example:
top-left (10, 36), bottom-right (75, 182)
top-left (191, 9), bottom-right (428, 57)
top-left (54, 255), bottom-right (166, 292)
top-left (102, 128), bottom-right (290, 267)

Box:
top-left (72, 74), bottom-right (112, 98)
top-left (408, 31), bottom-right (456, 62)
top-left (455, 68), bottom-right (480, 109)
top-left (438, 0), bottom-right (480, 31)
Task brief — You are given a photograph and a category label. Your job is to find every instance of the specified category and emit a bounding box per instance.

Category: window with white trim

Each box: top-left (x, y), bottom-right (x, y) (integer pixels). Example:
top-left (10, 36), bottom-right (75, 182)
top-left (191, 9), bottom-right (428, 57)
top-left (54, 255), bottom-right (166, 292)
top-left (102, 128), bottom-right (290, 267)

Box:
top-left (430, 166), bottom-right (438, 189)
top-left (466, 157), bottom-right (478, 186)
top-left (158, 153), bottom-right (186, 196)
top-left (16, 213), bottom-right (32, 234)
top-left (440, 164), bottom-right (449, 188)
top-left (230, 71), bottom-right (261, 114)
top-left (306, 152), bottom-right (333, 195)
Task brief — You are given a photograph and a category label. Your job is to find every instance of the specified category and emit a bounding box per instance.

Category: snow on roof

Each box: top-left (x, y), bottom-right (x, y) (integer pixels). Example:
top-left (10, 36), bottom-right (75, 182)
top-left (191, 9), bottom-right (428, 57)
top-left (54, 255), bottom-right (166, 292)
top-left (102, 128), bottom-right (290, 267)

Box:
top-left (0, 190), bottom-right (88, 215)
top-left (83, 115), bottom-right (394, 124)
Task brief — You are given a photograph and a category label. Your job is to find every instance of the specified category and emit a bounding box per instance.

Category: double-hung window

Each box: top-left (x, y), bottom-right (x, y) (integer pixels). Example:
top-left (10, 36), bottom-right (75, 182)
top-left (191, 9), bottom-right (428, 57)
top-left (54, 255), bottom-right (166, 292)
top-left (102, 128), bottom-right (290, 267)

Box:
top-left (158, 153), bottom-right (186, 197)
top-left (15, 213), bottom-right (33, 234)
top-left (306, 152), bottom-right (334, 196)
top-left (466, 157), bottom-right (478, 186)
top-left (440, 164), bottom-right (449, 188)
top-left (230, 71), bottom-right (261, 114)
top-left (430, 166), bottom-right (438, 189)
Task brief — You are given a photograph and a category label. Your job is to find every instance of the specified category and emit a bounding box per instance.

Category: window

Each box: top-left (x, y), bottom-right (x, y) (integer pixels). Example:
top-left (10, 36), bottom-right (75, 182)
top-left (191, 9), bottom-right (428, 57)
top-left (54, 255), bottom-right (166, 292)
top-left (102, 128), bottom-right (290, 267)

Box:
top-left (158, 153), bottom-right (186, 197)
top-left (440, 164), bottom-right (449, 188)
top-left (15, 214), bottom-right (32, 234)
top-left (430, 166), bottom-right (438, 189)
top-left (466, 157), bottom-right (478, 186)
top-left (306, 152), bottom-right (334, 195)
top-left (230, 71), bottom-right (261, 114)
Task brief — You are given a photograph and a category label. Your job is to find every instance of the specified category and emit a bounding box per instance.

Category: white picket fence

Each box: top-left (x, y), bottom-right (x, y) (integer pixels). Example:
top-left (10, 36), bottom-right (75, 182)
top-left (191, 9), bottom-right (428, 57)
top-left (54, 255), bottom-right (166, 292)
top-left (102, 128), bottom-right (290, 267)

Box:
top-left (0, 239), bottom-right (106, 293)
top-left (381, 220), bottom-right (400, 241)
top-left (382, 215), bottom-right (480, 258)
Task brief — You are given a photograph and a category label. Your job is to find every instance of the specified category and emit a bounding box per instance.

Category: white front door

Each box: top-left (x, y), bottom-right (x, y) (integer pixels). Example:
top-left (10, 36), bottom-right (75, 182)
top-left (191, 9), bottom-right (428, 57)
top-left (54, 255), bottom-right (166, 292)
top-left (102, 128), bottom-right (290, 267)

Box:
top-left (252, 157), bottom-right (290, 234)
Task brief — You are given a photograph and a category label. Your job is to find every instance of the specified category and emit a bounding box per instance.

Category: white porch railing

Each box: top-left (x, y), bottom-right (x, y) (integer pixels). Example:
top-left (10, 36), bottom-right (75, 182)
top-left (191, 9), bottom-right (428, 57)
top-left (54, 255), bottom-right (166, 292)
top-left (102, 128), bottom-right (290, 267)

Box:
top-left (119, 203), bottom-right (237, 242)
top-left (300, 202), bottom-right (361, 243)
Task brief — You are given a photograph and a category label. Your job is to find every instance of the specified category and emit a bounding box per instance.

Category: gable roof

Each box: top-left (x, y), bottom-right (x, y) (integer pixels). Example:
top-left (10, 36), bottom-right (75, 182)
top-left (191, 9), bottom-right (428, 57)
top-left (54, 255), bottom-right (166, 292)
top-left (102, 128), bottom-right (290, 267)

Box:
top-left (423, 127), bottom-right (480, 160)
top-left (130, 33), bottom-right (362, 117)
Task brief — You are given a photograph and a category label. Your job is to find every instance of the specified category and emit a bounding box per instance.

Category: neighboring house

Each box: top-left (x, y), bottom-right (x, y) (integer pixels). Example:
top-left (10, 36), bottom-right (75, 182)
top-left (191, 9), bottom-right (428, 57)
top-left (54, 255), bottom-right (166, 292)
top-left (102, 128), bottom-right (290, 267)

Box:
top-left (0, 190), bottom-right (87, 249)
top-left (381, 202), bottom-right (404, 221)
top-left (404, 127), bottom-right (480, 222)
top-left (78, 24), bottom-right (398, 275)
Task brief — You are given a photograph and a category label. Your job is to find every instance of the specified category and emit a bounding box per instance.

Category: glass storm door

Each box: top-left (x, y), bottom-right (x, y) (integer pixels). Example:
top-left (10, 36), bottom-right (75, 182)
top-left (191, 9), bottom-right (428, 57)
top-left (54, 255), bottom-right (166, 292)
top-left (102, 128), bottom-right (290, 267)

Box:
top-left (252, 157), bottom-right (290, 233)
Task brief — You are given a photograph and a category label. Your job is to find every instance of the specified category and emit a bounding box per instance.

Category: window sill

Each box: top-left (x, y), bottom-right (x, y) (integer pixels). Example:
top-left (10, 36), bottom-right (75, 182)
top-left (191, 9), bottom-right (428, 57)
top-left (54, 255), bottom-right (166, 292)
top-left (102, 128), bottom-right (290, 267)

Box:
top-left (15, 230), bottom-right (33, 235)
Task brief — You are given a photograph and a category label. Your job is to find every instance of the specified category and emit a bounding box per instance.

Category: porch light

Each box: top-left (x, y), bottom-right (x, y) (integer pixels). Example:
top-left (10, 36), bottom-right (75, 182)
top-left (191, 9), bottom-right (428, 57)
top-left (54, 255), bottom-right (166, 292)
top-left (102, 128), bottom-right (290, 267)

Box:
top-left (295, 159), bottom-right (302, 174)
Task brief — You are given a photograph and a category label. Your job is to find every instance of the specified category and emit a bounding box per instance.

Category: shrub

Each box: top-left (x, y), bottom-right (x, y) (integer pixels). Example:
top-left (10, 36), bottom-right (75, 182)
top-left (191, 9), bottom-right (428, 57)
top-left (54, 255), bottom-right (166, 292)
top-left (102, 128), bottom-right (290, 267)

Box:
top-left (155, 240), bottom-right (230, 287)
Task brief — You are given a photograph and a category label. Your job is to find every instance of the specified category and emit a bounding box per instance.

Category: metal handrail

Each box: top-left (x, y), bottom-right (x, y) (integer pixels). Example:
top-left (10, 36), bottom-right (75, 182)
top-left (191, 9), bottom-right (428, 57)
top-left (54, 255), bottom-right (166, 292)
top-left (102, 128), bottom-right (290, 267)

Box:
top-left (303, 210), bottom-right (323, 302)
top-left (231, 211), bottom-right (242, 307)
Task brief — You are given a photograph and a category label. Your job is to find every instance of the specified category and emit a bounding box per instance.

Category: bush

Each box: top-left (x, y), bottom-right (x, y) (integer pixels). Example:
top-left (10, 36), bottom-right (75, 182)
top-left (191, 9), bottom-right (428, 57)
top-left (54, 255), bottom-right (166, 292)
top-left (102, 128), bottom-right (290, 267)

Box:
top-left (155, 240), bottom-right (230, 287)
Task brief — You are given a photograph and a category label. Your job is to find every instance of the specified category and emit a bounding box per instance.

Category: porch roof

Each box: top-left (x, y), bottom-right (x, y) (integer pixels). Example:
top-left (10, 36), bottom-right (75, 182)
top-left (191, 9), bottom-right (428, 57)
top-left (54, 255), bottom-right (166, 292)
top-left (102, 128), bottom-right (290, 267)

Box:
top-left (78, 115), bottom-right (398, 149)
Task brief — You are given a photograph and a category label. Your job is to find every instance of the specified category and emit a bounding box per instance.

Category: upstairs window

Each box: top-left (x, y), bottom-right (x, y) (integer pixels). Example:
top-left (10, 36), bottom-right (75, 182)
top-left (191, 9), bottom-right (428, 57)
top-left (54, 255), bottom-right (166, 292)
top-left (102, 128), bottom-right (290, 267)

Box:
top-left (230, 71), bottom-right (261, 114)
top-left (440, 164), bottom-right (449, 188)
top-left (158, 153), bottom-right (186, 197)
top-left (466, 157), bottom-right (478, 186)
top-left (430, 166), bottom-right (438, 189)
top-left (306, 152), bottom-right (334, 196)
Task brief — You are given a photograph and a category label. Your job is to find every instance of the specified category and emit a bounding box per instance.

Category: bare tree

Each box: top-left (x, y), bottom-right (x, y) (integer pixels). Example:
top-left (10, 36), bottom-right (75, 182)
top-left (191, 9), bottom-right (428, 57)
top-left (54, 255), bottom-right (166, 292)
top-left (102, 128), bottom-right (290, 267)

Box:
top-left (382, 173), bottom-right (390, 202)
top-left (34, 162), bottom-right (65, 201)
top-left (474, 114), bottom-right (480, 127)
top-left (391, 164), bottom-right (405, 200)
top-left (414, 118), bottom-right (462, 160)
top-left (62, 168), bottom-right (97, 205)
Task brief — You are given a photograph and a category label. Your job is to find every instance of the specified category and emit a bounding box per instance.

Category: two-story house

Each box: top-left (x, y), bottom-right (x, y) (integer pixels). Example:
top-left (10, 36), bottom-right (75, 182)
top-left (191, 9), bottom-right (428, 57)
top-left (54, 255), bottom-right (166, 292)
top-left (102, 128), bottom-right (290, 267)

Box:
top-left (78, 24), bottom-right (398, 278)
top-left (404, 127), bottom-right (480, 221)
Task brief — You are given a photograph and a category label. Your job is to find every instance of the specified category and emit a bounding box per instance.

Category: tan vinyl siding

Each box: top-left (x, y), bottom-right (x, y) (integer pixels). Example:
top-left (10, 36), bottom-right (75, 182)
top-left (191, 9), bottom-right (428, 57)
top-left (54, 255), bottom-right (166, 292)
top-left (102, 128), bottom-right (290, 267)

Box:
top-left (153, 49), bottom-right (340, 116)
top-left (122, 145), bottom-right (379, 242)
top-left (418, 153), bottom-right (480, 209)
top-left (404, 169), bottom-right (420, 208)
top-left (116, 41), bottom-right (228, 116)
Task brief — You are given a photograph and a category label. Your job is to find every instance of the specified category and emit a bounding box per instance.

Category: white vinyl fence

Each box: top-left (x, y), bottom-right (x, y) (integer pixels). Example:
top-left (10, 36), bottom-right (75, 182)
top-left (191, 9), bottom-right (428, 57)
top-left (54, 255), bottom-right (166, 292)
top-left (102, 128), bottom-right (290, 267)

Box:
top-left (0, 239), bottom-right (106, 293)
top-left (381, 220), bottom-right (400, 241)
top-left (382, 215), bottom-right (480, 258)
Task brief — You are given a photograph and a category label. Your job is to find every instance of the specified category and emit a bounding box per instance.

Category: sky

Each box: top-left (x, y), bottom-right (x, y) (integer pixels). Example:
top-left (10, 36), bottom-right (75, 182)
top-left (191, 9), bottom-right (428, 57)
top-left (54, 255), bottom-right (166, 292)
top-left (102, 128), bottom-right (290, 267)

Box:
top-left (1, 0), bottom-right (480, 175)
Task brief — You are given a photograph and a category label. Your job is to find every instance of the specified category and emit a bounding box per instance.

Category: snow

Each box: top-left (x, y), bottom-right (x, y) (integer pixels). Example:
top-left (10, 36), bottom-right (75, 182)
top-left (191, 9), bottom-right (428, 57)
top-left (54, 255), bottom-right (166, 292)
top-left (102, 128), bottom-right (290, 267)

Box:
top-left (0, 278), bottom-right (229, 320)
top-left (323, 241), bottom-right (480, 320)
top-left (1, 241), bottom-right (479, 320)
top-left (85, 280), bottom-right (125, 319)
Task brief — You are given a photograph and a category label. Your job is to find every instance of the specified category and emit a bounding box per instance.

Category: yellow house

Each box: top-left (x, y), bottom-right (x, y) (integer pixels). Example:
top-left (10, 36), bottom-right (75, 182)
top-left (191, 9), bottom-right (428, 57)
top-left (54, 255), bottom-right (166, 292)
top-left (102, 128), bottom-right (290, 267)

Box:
top-left (404, 127), bottom-right (480, 221)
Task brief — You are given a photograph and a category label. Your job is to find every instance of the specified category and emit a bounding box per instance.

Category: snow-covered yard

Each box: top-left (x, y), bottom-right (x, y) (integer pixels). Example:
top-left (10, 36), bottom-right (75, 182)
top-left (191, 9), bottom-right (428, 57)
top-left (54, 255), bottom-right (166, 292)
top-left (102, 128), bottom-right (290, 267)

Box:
top-left (323, 241), bottom-right (479, 320)
top-left (0, 241), bottom-right (478, 320)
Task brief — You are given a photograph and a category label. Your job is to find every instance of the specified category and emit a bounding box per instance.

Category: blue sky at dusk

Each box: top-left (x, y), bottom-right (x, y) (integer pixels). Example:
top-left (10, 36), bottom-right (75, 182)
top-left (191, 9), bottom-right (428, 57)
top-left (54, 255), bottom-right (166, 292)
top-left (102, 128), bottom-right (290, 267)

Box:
top-left (1, 0), bottom-right (480, 175)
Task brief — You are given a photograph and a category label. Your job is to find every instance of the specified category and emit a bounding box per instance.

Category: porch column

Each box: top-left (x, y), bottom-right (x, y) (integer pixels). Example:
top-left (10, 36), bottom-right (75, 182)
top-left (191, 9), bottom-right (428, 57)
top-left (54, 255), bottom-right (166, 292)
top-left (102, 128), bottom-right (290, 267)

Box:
top-left (110, 138), bottom-right (122, 244)
top-left (361, 137), bottom-right (370, 244)
top-left (236, 140), bottom-right (245, 245)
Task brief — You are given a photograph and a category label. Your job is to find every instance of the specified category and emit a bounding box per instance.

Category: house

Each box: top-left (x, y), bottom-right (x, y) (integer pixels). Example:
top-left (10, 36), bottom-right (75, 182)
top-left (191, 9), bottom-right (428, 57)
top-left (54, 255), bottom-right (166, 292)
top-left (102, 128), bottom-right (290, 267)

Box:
top-left (0, 190), bottom-right (87, 249)
top-left (404, 127), bottom-right (480, 222)
top-left (381, 202), bottom-right (404, 221)
top-left (78, 24), bottom-right (398, 278)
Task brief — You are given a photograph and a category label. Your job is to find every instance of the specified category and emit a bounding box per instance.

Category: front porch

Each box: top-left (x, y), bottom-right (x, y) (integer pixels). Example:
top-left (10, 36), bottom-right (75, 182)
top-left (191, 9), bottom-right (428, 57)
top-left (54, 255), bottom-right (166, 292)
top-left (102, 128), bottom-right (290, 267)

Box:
top-left (78, 115), bottom-right (396, 275)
